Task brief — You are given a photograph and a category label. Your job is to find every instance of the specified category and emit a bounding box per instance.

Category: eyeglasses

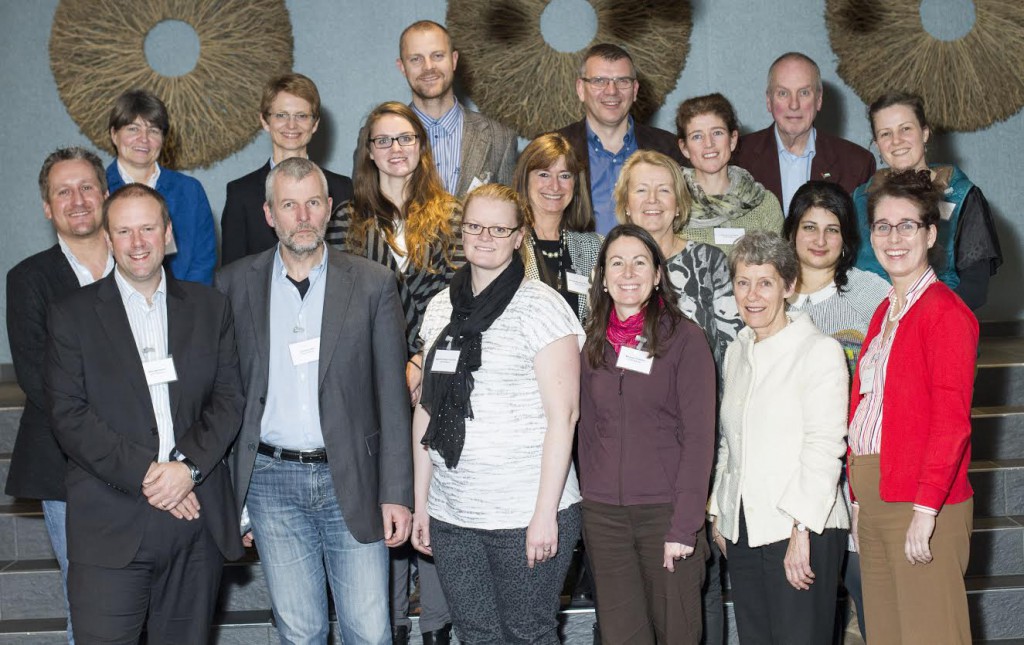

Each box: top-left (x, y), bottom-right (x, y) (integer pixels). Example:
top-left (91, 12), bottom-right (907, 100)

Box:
top-left (870, 220), bottom-right (927, 237)
top-left (269, 112), bottom-right (314, 124)
top-left (121, 124), bottom-right (164, 139)
top-left (580, 76), bottom-right (636, 91)
top-left (370, 134), bottom-right (418, 149)
top-left (460, 223), bottom-right (519, 238)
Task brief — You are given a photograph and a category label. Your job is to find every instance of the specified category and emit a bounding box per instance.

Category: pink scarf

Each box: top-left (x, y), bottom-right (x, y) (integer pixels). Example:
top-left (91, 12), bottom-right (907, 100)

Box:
top-left (606, 307), bottom-right (646, 355)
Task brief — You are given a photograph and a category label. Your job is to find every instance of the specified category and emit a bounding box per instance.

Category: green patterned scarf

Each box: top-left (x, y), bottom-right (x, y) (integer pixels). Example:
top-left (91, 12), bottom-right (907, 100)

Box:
top-left (684, 166), bottom-right (768, 228)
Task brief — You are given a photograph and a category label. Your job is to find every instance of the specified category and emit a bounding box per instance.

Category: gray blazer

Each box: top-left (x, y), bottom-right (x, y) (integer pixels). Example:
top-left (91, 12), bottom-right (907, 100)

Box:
top-left (454, 108), bottom-right (518, 198)
top-left (215, 245), bottom-right (413, 544)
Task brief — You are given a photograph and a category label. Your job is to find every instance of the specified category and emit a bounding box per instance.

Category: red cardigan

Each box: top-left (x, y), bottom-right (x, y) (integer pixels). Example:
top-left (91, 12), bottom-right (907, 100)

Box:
top-left (849, 282), bottom-right (977, 510)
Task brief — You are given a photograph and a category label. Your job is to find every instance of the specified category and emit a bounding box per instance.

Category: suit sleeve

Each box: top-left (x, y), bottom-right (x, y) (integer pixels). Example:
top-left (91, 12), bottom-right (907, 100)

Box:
top-left (916, 303), bottom-right (977, 510)
top-left (46, 301), bottom-right (154, 493)
top-left (182, 183), bottom-right (217, 285)
top-left (7, 266), bottom-right (50, 413)
top-left (220, 181), bottom-right (248, 267)
top-left (171, 297), bottom-right (246, 477)
top-left (373, 275), bottom-right (414, 508)
top-left (668, 326), bottom-right (717, 545)
top-left (777, 337), bottom-right (849, 532)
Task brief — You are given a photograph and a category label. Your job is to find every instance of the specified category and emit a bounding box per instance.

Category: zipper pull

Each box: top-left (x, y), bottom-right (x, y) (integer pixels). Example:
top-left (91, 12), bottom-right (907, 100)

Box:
top-left (618, 369), bottom-right (624, 395)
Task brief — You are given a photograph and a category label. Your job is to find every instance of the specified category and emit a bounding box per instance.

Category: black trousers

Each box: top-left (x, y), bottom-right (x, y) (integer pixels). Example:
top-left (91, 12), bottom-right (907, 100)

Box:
top-left (68, 505), bottom-right (224, 645)
top-left (727, 507), bottom-right (846, 645)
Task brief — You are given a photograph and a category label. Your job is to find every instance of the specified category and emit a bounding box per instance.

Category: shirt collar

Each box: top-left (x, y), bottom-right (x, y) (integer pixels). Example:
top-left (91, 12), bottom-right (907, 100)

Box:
top-left (114, 265), bottom-right (166, 305)
top-left (273, 243), bottom-right (328, 283)
top-left (586, 115), bottom-right (636, 149)
top-left (116, 161), bottom-right (161, 188)
top-left (412, 101), bottom-right (463, 134)
top-left (886, 267), bottom-right (937, 322)
top-left (774, 125), bottom-right (816, 159)
top-left (57, 235), bottom-right (114, 278)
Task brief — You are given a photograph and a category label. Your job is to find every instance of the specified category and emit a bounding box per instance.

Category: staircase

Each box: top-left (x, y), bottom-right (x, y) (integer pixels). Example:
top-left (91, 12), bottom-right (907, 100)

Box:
top-left (1, 331), bottom-right (1022, 644)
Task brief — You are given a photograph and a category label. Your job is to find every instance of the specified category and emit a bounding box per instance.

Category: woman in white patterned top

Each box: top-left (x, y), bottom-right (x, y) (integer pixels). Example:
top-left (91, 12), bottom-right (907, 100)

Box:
top-left (412, 184), bottom-right (584, 644)
top-left (613, 149), bottom-right (740, 370)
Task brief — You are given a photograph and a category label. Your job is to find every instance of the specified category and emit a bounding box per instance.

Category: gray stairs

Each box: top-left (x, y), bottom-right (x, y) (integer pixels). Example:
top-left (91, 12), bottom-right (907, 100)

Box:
top-left (1, 333), bottom-right (1023, 643)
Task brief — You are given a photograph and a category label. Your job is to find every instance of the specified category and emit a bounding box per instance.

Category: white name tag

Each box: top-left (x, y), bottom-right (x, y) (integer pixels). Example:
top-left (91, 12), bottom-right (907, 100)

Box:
top-left (289, 337), bottom-right (320, 366)
top-left (616, 346), bottom-right (653, 374)
top-left (859, 365), bottom-right (875, 395)
top-left (939, 201), bottom-right (956, 221)
top-left (714, 227), bottom-right (745, 246)
top-left (143, 356), bottom-right (178, 385)
top-left (467, 173), bottom-right (492, 193)
top-left (566, 272), bottom-right (590, 295)
top-left (430, 349), bottom-right (461, 374)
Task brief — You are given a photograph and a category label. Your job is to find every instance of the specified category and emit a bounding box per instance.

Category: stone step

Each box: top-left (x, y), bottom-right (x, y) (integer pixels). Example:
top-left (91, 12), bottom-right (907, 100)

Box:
top-left (967, 575), bottom-right (1024, 641)
top-left (969, 460), bottom-right (1024, 518)
top-left (973, 406), bottom-right (1024, 461)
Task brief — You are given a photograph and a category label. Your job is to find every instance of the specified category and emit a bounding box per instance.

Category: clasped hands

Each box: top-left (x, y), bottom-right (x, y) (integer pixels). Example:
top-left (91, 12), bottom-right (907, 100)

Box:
top-left (142, 461), bottom-right (199, 521)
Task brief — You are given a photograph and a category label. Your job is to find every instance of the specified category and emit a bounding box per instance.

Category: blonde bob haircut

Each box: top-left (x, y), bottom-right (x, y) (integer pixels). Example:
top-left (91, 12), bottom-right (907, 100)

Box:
top-left (612, 149), bottom-right (692, 233)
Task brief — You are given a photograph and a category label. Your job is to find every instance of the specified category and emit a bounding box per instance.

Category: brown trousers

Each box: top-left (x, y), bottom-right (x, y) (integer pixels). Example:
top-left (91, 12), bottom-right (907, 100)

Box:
top-left (849, 453), bottom-right (973, 645)
top-left (582, 500), bottom-right (707, 645)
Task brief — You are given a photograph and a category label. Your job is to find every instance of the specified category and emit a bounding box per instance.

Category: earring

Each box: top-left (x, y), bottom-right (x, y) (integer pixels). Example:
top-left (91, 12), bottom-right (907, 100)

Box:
top-left (655, 283), bottom-right (660, 291)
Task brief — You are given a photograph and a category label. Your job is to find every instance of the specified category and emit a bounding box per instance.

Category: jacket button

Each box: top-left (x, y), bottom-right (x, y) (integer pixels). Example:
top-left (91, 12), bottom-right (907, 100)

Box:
top-left (248, 442), bottom-right (256, 451)
top-left (259, 396), bottom-right (266, 405)
top-left (150, 428), bottom-right (158, 435)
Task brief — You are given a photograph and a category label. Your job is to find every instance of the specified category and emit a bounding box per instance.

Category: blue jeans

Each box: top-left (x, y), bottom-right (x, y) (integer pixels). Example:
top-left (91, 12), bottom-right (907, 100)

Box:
top-left (248, 452), bottom-right (390, 645)
top-left (43, 499), bottom-right (74, 644)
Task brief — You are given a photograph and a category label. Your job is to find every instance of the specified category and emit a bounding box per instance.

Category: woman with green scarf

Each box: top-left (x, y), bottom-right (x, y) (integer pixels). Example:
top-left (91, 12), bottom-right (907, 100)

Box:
top-left (676, 93), bottom-right (783, 253)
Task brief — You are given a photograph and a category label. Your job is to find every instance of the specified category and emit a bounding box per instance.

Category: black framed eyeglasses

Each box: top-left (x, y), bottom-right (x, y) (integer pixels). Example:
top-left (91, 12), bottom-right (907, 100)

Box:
top-left (370, 134), bottom-right (418, 149)
top-left (460, 223), bottom-right (520, 238)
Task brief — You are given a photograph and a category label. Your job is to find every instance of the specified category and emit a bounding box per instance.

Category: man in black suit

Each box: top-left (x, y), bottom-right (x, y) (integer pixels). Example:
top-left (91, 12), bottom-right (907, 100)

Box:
top-left (47, 183), bottom-right (245, 644)
top-left (216, 158), bottom-right (412, 644)
top-left (220, 73), bottom-right (353, 265)
top-left (557, 43), bottom-right (685, 234)
top-left (5, 146), bottom-right (113, 644)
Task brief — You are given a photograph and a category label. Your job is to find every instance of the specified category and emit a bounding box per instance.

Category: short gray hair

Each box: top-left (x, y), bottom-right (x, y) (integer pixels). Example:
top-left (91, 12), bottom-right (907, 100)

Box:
top-left (265, 157), bottom-right (329, 205)
top-left (38, 146), bottom-right (107, 201)
top-left (728, 230), bottom-right (799, 288)
top-left (766, 52), bottom-right (822, 95)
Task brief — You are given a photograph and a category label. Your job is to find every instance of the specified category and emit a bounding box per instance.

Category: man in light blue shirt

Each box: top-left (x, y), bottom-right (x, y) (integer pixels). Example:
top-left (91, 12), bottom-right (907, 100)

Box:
top-left (397, 20), bottom-right (517, 199)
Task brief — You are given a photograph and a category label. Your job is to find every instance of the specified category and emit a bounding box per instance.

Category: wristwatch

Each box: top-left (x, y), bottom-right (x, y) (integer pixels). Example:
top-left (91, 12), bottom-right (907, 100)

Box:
top-left (171, 448), bottom-right (202, 483)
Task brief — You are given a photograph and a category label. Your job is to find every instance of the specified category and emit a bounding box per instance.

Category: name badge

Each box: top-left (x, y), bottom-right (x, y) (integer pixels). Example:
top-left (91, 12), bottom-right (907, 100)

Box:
top-left (430, 349), bottom-right (461, 374)
top-left (289, 337), bottom-right (320, 366)
top-left (616, 346), bottom-right (653, 374)
top-left (714, 227), bottom-right (745, 246)
top-left (467, 173), bottom-right (492, 193)
top-left (565, 272), bottom-right (589, 295)
top-left (859, 365), bottom-right (875, 395)
top-left (938, 201), bottom-right (956, 221)
top-left (143, 356), bottom-right (178, 385)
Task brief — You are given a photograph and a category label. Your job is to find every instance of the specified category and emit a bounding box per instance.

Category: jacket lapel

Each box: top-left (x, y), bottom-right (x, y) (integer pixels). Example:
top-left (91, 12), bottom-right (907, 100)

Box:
top-left (246, 252), bottom-right (274, 394)
top-left (93, 274), bottom-right (154, 410)
top-left (165, 277), bottom-right (194, 426)
top-left (318, 248), bottom-right (355, 388)
top-left (457, 112), bottom-right (490, 196)
top-left (810, 133), bottom-right (839, 184)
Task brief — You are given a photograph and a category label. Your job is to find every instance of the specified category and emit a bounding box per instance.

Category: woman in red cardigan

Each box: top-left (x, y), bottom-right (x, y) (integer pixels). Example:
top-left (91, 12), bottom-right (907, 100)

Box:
top-left (848, 169), bottom-right (978, 645)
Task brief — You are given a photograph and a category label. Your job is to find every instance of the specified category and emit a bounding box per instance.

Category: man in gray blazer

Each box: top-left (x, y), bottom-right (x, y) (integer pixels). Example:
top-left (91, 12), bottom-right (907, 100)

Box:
top-left (397, 19), bottom-right (518, 198)
top-left (215, 158), bottom-right (412, 644)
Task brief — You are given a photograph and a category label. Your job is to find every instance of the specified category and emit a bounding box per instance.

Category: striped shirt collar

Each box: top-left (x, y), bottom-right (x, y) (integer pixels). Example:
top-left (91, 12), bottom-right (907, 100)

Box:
top-left (885, 267), bottom-right (937, 322)
top-left (114, 266), bottom-right (167, 306)
top-left (412, 101), bottom-right (463, 133)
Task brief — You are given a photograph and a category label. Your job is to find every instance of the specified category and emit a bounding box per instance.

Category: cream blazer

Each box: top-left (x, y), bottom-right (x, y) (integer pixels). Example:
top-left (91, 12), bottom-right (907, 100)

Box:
top-left (709, 311), bottom-right (850, 547)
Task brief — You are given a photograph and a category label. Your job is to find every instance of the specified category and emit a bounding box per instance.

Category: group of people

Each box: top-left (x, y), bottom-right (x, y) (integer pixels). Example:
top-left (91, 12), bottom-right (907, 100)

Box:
top-left (5, 16), bottom-right (1002, 645)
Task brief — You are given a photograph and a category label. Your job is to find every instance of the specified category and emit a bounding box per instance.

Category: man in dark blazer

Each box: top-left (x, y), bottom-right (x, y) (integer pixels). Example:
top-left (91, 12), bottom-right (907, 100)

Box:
top-left (397, 20), bottom-right (517, 199)
top-left (556, 43), bottom-right (685, 234)
top-left (216, 158), bottom-right (412, 644)
top-left (5, 146), bottom-right (113, 644)
top-left (46, 183), bottom-right (245, 644)
top-left (731, 52), bottom-right (876, 216)
top-left (220, 73), bottom-right (353, 266)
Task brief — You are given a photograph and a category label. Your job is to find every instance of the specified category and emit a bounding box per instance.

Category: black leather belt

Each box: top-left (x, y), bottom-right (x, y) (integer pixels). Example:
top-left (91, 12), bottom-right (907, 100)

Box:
top-left (257, 442), bottom-right (328, 463)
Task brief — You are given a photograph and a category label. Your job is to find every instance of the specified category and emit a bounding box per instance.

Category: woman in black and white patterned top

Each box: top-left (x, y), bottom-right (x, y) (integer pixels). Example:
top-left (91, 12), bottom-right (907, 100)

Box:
top-left (513, 133), bottom-right (602, 323)
top-left (614, 149), bottom-right (741, 369)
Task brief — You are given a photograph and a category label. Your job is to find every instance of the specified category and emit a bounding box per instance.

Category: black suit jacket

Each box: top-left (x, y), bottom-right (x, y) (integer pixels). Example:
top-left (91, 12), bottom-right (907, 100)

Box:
top-left (5, 245), bottom-right (81, 500)
top-left (46, 272), bottom-right (246, 567)
top-left (220, 161), bottom-right (353, 266)
top-left (556, 118), bottom-right (688, 196)
top-left (731, 125), bottom-right (876, 211)
top-left (215, 246), bottom-right (413, 544)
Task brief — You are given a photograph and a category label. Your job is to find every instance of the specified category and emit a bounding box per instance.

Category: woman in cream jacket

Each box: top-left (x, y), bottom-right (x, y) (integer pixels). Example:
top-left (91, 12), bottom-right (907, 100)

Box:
top-left (708, 230), bottom-right (849, 645)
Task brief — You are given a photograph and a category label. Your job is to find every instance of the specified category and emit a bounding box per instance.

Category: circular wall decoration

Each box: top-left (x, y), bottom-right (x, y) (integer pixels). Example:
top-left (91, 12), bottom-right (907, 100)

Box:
top-left (826, 0), bottom-right (1024, 132)
top-left (446, 0), bottom-right (692, 138)
top-left (50, 0), bottom-right (294, 170)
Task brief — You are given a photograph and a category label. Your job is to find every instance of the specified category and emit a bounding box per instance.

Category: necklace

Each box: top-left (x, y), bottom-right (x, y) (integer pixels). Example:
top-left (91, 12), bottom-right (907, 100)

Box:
top-left (532, 230), bottom-right (569, 290)
top-left (887, 300), bottom-right (904, 323)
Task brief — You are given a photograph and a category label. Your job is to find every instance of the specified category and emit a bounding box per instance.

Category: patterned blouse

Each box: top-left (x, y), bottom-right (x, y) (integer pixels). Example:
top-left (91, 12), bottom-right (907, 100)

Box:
top-left (325, 200), bottom-right (464, 357)
top-left (665, 240), bottom-right (741, 370)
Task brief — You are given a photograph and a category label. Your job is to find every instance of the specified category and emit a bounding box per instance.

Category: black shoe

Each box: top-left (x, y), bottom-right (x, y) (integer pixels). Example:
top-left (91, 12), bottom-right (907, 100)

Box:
top-left (421, 623), bottom-right (452, 645)
top-left (392, 624), bottom-right (410, 645)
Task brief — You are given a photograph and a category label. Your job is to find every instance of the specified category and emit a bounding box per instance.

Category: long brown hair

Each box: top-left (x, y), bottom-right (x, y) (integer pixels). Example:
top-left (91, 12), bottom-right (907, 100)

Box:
top-left (350, 101), bottom-right (458, 272)
top-left (583, 224), bottom-right (683, 368)
top-left (512, 133), bottom-right (595, 232)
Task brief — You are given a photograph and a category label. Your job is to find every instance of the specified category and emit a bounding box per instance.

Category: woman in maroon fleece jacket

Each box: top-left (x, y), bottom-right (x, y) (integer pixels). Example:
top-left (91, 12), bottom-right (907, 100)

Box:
top-left (578, 224), bottom-right (716, 644)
